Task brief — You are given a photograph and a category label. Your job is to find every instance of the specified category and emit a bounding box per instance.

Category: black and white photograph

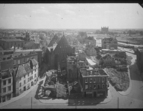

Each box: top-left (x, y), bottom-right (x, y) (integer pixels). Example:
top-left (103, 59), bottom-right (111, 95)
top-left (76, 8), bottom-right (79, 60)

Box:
top-left (0, 3), bottom-right (143, 109)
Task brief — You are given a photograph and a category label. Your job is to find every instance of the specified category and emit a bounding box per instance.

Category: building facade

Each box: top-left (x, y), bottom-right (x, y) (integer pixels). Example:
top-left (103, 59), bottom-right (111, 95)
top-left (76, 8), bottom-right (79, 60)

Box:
top-left (0, 39), bottom-right (25, 50)
top-left (101, 27), bottom-right (109, 34)
top-left (79, 68), bottom-right (108, 98)
top-left (67, 56), bottom-right (78, 82)
top-left (102, 37), bottom-right (117, 49)
top-left (14, 59), bottom-right (38, 96)
top-left (0, 55), bottom-right (14, 103)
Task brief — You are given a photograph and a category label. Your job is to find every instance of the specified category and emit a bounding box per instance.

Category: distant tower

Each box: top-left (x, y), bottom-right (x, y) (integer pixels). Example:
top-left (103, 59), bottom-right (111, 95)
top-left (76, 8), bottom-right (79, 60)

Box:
top-left (25, 32), bottom-right (30, 41)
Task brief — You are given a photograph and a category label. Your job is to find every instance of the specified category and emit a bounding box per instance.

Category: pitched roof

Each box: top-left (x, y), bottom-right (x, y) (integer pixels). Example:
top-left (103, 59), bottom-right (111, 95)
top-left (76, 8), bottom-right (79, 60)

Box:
top-left (30, 59), bottom-right (38, 66)
top-left (0, 70), bottom-right (12, 79)
top-left (24, 62), bottom-right (32, 73)
top-left (55, 35), bottom-right (69, 49)
top-left (48, 34), bottom-right (60, 47)
top-left (16, 65), bottom-right (27, 78)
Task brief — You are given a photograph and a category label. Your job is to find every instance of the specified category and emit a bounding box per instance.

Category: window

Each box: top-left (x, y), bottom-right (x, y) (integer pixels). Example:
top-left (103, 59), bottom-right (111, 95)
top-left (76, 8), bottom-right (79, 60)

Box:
top-left (20, 83), bottom-right (21, 87)
top-left (3, 87), bottom-right (6, 93)
top-left (85, 84), bottom-right (88, 90)
top-left (24, 80), bottom-right (26, 84)
top-left (89, 84), bottom-right (92, 90)
top-left (93, 84), bottom-right (97, 89)
top-left (8, 79), bottom-right (11, 84)
top-left (7, 94), bottom-right (11, 100)
top-left (103, 84), bottom-right (105, 89)
top-left (14, 60), bottom-right (17, 65)
top-left (3, 80), bottom-right (6, 86)
top-left (98, 85), bottom-right (100, 89)
top-left (18, 60), bottom-right (20, 64)
top-left (102, 78), bottom-right (105, 83)
top-left (8, 86), bottom-right (11, 91)
top-left (2, 96), bottom-right (6, 102)
top-left (90, 78), bottom-right (92, 83)
top-left (93, 78), bottom-right (96, 83)
top-left (31, 81), bottom-right (33, 86)
top-left (85, 78), bottom-right (88, 83)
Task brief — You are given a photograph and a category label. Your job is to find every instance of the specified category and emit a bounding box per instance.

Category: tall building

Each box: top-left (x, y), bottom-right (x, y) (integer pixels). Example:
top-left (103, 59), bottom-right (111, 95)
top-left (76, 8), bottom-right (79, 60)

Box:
top-left (14, 59), bottom-right (38, 97)
top-left (101, 27), bottom-right (109, 34)
top-left (78, 67), bottom-right (108, 98)
top-left (0, 53), bottom-right (14, 103)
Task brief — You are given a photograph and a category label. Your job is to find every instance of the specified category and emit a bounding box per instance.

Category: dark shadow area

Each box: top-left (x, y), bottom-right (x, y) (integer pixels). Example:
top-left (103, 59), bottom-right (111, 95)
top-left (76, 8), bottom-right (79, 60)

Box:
top-left (34, 80), bottom-right (45, 99)
top-left (67, 93), bottom-right (105, 106)
top-left (129, 62), bottom-right (142, 81)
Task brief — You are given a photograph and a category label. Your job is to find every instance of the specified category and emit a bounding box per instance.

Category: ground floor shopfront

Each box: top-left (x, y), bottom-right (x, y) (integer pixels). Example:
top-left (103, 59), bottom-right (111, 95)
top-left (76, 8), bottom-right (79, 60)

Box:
top-left (0, 93), bottom-right (13, 103)
top-left (82, 89), bottom-right (108, 98)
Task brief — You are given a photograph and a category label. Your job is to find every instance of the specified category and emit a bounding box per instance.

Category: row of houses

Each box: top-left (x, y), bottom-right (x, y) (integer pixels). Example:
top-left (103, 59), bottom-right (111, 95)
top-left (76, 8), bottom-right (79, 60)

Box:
top-left (0, 49), bottom-right (42, 103)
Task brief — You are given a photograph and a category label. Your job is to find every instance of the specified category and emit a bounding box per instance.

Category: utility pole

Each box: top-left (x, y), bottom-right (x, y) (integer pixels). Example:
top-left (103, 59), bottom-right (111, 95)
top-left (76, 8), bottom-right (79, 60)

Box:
top-left (117, 97), bottom-right (119, 109)
top-left (31, 97), bottom-right (32, 109)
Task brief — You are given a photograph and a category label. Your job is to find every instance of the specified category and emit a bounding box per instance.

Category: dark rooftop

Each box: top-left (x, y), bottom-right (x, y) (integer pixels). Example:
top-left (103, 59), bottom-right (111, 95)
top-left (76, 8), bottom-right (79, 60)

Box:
top-left (0, 39), bottom-right (24, 42)
top-left (0, 70), bottom-right (12, 79)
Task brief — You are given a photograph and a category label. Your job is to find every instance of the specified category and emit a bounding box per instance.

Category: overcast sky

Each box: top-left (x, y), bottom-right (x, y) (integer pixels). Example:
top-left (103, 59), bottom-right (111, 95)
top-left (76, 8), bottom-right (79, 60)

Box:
top-left (0, 3), bottom-right (143, 29)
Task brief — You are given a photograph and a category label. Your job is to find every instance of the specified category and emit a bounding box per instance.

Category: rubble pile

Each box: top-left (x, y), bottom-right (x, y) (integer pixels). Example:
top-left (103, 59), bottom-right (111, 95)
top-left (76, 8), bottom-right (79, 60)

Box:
top-left (55, 82), bottom-right (67, 98)
top-left (104, 68), bottom-right (129, 91)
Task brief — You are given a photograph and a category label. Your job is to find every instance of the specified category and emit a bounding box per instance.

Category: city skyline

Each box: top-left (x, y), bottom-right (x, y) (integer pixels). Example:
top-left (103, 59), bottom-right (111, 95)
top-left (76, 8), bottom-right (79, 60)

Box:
top-left (0, 3), bottom-right (143, 29)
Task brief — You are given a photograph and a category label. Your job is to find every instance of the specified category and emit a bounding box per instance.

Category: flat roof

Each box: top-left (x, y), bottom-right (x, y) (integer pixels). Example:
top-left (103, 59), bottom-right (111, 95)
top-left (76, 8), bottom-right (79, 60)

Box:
top-left (0, 39), bottom-right (24, 42)
top-left (80, 68), bottom-right (108, 77)
top-left (15, 49), bottom-right (42, 52)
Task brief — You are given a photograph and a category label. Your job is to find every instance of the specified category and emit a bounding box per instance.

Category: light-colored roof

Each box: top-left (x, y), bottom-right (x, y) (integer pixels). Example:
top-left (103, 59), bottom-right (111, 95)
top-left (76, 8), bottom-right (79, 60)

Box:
top-left (16, 65), bottom-right (27, 78)
top-left (31, 59), bottom-right (38, 66)
top-left (47, 43), bottom-right (57, 52)
top-left (86, 57), bottom-right (96, 66)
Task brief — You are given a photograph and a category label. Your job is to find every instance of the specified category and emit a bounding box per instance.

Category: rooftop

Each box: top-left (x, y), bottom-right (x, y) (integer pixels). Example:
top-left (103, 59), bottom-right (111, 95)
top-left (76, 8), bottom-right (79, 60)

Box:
top-left (80, 68), bottom-right (107, 77)
top-left (0, 39), bottom-right (24, 42)
top-left (15, 48), bottom-right (42, 52)
top-left (0, 70), bottom-right (12, 79)
top-left (16, 64), bottom-right (27, 79)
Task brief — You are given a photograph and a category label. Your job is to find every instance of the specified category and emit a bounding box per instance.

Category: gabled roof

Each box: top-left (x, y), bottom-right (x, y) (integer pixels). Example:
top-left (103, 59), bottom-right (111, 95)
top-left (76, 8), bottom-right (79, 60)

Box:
top-left (24, 62), bottom-right (31, 73)
top-left (16, 65), bottom-right (27, 79)
top-left (56, 34), bottom-right (69, 48)
top-left (0, 70), bottom-right (12, 79)
top-left (48, 34), bottom-right (60, 47)
top-left (30, 59), bottom-right (38, 66)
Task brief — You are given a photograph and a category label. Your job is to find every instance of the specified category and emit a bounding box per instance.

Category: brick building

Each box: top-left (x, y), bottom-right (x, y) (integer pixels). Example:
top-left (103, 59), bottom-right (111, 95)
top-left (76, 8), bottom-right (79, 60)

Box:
top-left (78, 67), bottom-right (108, 98)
